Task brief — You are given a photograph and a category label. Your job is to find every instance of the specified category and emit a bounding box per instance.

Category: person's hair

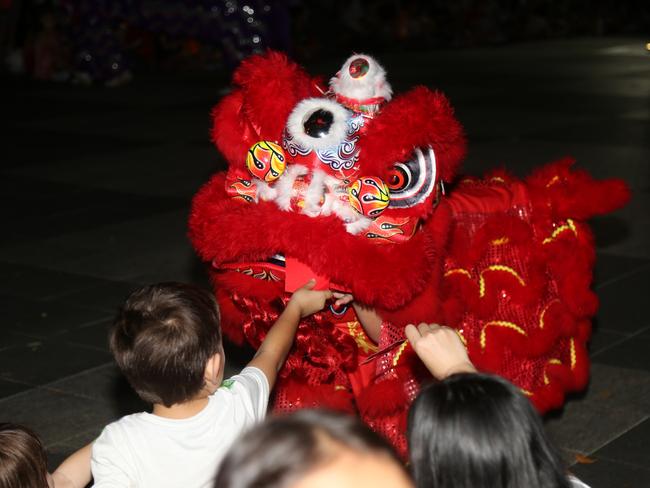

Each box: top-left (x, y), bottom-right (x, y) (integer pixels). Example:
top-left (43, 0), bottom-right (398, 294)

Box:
top-left (0, 423), bottom-right (49, 488)
top-left (215, 409), bottom-right (404, 488)
top-left (110, 282), bottom-right (222, 407)
top-left (408, 373), bottom-right (571, 488)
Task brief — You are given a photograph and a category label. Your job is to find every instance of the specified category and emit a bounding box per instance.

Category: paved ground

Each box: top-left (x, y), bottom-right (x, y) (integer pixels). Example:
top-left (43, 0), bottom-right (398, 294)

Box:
top-left (1, 38), bottom-right (648, 486)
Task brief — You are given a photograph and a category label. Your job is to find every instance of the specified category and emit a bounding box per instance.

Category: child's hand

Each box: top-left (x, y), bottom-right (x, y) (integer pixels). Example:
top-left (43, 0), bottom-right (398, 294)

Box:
top-left (332, 292), bottom-right (354, 308)
top-left (288, 279), bottom-right (333, 318)
top-left (405, 323), bottom-right (476, 380)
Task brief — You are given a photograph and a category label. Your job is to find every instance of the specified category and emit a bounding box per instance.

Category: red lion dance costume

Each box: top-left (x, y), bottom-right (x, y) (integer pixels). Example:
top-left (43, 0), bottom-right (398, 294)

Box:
top-left (189, 51), bottom-right (629, 454)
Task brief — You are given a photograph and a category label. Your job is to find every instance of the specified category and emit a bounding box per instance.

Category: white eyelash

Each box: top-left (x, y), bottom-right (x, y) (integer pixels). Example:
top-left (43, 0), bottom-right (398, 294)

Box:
top-left (286, 98), bottom-right (350, 151)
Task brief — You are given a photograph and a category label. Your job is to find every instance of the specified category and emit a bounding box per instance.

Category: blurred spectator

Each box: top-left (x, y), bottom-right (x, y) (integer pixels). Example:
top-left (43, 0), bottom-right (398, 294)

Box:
top-left (0, 423), bottom-right (92, 488)
top-left (215, 409), bottom-right (413, 488)
top-left (31, 6), bottom-right (70, 80)
top-left (408, 373), bottom-right (590, 488)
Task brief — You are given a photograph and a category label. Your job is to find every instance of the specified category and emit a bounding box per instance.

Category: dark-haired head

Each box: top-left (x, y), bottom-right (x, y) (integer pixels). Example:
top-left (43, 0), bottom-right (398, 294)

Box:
top-left (110, 282), bottom-right (223, 407)
top-left (215, 409), bottom-right (413, 488)
top-left (0, 423), bottom-right (49, 488)
top-left (408, 373), bottom-right (571, 488)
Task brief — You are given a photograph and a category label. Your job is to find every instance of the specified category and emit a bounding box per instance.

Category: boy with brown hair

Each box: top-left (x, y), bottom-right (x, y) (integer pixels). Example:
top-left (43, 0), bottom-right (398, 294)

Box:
top-left (91, 279), bottom-right (331, 488)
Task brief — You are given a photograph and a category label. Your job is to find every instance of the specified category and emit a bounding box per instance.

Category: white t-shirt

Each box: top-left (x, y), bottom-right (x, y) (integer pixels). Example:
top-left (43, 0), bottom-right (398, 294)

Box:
top-left (569, 475), bottom-right (591, 488)
top-left (91, 367), bottom-right (269, 488)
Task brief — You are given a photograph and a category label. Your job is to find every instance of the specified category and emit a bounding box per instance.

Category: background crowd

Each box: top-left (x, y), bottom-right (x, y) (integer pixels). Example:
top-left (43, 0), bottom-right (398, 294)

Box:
top-left (1, 0), bottom-right (649, 85)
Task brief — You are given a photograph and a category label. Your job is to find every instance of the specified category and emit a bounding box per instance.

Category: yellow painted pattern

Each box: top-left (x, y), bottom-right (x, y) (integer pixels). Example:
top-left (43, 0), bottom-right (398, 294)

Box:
top-left (479, 265), bottom-right (526, 297)
top-left (546, 175), bottom-right (561, 187)
top-left (480, 321), bottom-right (527, 349)
top-left (491, 236), bottom-right (510, 246)
top-left (490, 176), bottom-right (506, 183)
top-left (456, 329), bottom-right (468, 347)
top-left (334, 385), bottom-right (347, 391)
top-left (570, 338), bottom-right (576, 369)
top-left (392, 341), bottom-right (409, 367)
top-left (246, 141), bottom-right (286, 182)
top-left (538, 300), bottom-right (559, 330)
top-left (543, 358), bottom-right (562, 385)
top-left (542, 219), bottom-right (578, 244)
top-left (521, 389), bottom-right (533, 396)
top-left (346, 321), bottom-right (378, 354)
top-left (444, 268), bottom-right (472, 279)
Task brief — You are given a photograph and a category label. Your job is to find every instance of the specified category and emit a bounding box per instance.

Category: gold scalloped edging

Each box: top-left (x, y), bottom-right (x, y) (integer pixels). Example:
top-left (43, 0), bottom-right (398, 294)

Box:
top-left (543, 358), bottom-right (562, 385)
top-left (542, 219), bottom-right (577, 245)
top-left (444, 268), bottom-right (472, 279)
top-left (456, 329), bottom-right (468, 347)
top-left (479, 265), bottom-right (526, 297)
top-left (491, 236), bottom-right (510, 246)
top-left (538, 299), bottom-right (560, 329)
top-left (480, 321), bottom-right (527, 349)
top-left (392, 340), bottom-right (409, 367)
top-left (444, 255), bottom-right (582, 398)
top-left (546, 175), bottom-right (561, 188)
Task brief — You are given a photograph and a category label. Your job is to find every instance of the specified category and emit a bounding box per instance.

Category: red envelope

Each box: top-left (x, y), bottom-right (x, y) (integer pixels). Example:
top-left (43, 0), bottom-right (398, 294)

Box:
top-left (285, 257), bottom-right (330, 292)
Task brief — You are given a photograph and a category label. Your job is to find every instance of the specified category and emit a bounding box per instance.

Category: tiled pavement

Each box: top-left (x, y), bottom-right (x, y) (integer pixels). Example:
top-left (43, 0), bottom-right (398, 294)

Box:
top-left (1, 38), bottom-right (648, 486)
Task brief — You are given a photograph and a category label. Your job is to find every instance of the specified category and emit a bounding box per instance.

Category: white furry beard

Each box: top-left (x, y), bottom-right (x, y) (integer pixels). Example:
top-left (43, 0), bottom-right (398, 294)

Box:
top-left (329, 54), bottom-right (393, 102)
top-left (268, 166), bottom-right (372, 235)
top-left (255, 180), bottom-right (278, 202)
top-left (273, 164), bottom-right (308, 211)
top-left (304, 170), bottom-right (371, 234)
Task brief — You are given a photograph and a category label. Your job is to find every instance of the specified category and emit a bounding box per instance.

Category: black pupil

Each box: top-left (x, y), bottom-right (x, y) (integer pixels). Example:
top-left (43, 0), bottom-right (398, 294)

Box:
top-left (304, 109), bottom-right (334, 138)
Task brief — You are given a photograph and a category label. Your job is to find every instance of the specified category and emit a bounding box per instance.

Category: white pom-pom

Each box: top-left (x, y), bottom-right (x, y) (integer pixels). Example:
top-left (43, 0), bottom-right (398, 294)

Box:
top-left (329, 54), bottom-right (392, 103)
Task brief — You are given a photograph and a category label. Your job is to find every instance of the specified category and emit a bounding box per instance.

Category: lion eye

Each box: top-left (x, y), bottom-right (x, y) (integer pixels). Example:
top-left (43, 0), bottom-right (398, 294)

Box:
top-left (387, 166), bottom-right (409, 191)
top-left (388, 147), bottom-right (437, 208)
top-left (303, 109), bottom-right (335, 138)
top-left (284, 98), bottom-right (350, 152)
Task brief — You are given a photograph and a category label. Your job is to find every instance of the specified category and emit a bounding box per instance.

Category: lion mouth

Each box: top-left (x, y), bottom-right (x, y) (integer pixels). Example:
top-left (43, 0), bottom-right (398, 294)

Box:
top-left (216, 254), bottom-right (348, 293)
top-left (216, 254), bottom-right (286, 282)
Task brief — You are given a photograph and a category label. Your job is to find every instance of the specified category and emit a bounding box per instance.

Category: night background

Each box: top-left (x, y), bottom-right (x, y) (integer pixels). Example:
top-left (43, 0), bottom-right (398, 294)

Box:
top-left (1, 1), bottom-right (649, 81)
top-left (1, 1), bottom-right (649, 487)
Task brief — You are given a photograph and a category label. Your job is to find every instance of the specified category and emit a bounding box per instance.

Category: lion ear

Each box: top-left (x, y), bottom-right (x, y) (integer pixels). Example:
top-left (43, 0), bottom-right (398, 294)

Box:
top-left (210, 89), bottom-right (248, 167)
top-left (358, 86), bottom-right (466, 183)
top-left (210, 51), bottom-right (322, 167)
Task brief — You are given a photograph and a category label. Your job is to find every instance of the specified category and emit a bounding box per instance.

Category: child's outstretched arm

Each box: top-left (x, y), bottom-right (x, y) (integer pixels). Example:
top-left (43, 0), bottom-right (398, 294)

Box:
top-left (50, 442), bottom-right (92, 488)
top-left (405, 323), bottom-right (477, 380)
top-left (248, 279), bottom-right (332, 388)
